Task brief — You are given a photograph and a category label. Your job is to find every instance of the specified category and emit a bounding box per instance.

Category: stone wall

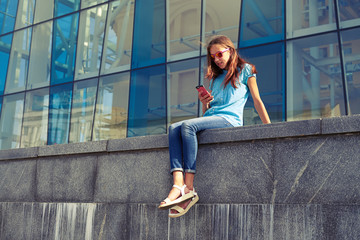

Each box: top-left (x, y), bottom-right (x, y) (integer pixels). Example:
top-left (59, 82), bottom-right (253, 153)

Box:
top-left (0, 115), bottom-right (360, 239)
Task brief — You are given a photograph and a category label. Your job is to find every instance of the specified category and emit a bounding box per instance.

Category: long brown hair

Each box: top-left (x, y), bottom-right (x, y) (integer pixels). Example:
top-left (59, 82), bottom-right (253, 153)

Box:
top-left (205, 35), bottom-right (257, 88)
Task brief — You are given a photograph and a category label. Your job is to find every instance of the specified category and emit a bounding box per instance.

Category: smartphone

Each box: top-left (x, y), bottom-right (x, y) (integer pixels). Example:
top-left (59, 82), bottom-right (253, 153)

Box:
top-left (196, 85), bottom-right (210, 97)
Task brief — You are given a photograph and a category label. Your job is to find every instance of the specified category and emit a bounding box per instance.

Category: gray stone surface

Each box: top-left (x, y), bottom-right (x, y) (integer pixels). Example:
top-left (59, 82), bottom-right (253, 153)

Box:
top-left (322, 114), bottom-right (360, 134)
top-left (94, 149), bottom-right (172, 203)
top-left (196, 140), bottom-right (274, 203)
top-left (273, 135), bottom-right (360, 204)
top-left (38, 140), bottom-right (107, 156)
top-left (199, 119), bottom-right (321, 144)
top-left (107, 134), bottom-right (168, 152)
top-left (36, 155), bottom-right (97, 202)
top-left (0, 147), bottom-right (38, 161)
top-left (0, 160), bottom-right (36, 201)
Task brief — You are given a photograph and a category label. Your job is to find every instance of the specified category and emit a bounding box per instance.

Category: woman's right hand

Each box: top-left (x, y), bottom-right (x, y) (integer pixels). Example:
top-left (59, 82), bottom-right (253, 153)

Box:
top-left (198, 91), bottom-right (213, 112)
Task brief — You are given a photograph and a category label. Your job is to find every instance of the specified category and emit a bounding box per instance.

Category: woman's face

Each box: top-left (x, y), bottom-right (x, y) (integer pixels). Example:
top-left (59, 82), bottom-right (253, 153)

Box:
top-left (210, 44), bottom-right (231, 70)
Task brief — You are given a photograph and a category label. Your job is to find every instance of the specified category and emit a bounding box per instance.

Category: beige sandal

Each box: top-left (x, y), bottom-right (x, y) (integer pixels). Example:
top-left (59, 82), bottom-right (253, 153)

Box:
top-left (169, 188), bottom-right (199, 218)
top-left (158, 185), bottom-right (194, 210)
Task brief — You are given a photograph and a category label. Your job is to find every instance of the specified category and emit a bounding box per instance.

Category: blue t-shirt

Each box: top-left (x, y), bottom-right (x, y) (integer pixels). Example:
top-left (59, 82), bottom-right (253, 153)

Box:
top-left (203, 63), bottom-right (255, 126)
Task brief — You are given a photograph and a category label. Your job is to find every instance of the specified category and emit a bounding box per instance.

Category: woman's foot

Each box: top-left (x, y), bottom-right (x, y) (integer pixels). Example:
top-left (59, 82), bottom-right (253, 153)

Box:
top-left (158, 185), bottom-right (193, 209)
top-left (169, 189), bottom-right (199, 218)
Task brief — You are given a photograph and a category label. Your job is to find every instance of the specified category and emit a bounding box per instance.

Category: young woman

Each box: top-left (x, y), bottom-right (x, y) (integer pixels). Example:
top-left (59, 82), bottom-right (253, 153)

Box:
top-left (158, 35), bottom-right (271, 218)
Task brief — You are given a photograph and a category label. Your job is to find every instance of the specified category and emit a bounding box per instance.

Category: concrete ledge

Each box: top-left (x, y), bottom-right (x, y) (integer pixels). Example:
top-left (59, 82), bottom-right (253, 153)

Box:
top-left (322, 114), bottom-right (360, 134)
top-left (0, 147), bottom-right (38, 161)
top-left (38, 140), bottom-right (108, 157)
top-left (107, 134), bottom-right (168, 152)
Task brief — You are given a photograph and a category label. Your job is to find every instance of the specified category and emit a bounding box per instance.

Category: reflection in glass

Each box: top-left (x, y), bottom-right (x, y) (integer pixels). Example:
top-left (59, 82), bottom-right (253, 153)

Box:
top-left (69, 78), bottom-right (98, 143)
top-left (0, 34), bottom-right (12, 95)
top-left (21, 88), bottom-right (49, 148)
top-left (202, 0), bottom-right (241, 55)
top-left (93, 72), bottom-right (130, 140)
top-left (167, 0), bottom-right (201, 61)
top-left (101, 0), bottom-right (135, 74)
top-left (34, 0), bottom-right (54, 23)
top-left (338, 0), bottom-right (360, 28)
top-left (15, 0), bottom-right (35, 29)
top-left (240, 0), bottom-right (283, 47)
top-left (0, 0), bottom-right (18, 35)
top-left (286, 0), bottom-right (335, 38)
top-left (5, 27), bottom-right (32, 94)
top-left (54, 0), bottom-right (80, 17)
top-left (27, 21), bottom-right (52, 90)
top-left (81, 0), bottom-right (108, 9)
top-left (341, 27), bottom-right (360, 115)
top-left (48, 83), bottom-right (73, 145)
top-left (167, 59), bottom-right (199, 125)
top-left (0, 93), bottom-right (24, 150)
top-left (75, 4), bottom-right (108, 80)
top-left (132, 0), bottom-right (165, 68)
top-left (128, 65), bottom-right (166, 137)
top-left (240, 42), bottom-right (284, 124)
top-left (51, 14), bottom-right (79, 85)
top-left (286, 33), bottom-right (346, 120)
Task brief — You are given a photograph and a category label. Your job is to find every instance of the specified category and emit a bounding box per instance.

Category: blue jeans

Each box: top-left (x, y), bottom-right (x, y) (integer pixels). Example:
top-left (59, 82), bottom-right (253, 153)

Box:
top-left (169, 116), bottom-right (233, 174)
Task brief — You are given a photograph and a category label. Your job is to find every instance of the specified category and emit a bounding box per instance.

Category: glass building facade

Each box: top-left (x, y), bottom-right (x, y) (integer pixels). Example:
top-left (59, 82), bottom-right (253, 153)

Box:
top-left (0, 0), bottom-right (359, 150)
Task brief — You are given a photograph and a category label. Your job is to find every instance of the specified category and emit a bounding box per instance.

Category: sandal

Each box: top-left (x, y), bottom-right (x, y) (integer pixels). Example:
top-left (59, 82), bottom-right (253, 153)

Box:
top-left (169, 188), bottom-right (199, 218)
top-left (158, 185), bottom-right (194, 210)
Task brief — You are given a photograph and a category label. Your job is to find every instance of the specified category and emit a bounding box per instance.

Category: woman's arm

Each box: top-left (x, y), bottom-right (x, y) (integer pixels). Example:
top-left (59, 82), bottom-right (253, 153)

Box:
top-left (247, 76), bottom-right (271, 124)
top-left (198, 91), bottom-right (213, 115)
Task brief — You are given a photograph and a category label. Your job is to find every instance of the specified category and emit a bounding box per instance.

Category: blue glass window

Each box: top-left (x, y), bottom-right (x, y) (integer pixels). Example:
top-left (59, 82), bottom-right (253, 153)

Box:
top-left (48, 83), bottom-right (73, 145)
top-left (240, 42), bottom-right (285, 124)
top-left (51, 13), bottom-right (79, 85)
top-left (286, 32), bottom-right (346, 120)
top-left (131, 0), bottom-right (166, 68)
top-left (167, 59), bottom-right (199, 124)
top-left (341, 27), bottom-right (360, 115)
top-left (338, 0), bottom-right (360, 29)
top-left (54, 0), bottom-right (80, 18)
top-left (93, 72), bottom-right (130, 141)
top-left (0, 93), bottom-right (25, 150)
top-left (0, 0), bottom-right (18, 35)
top-left (0, 33), bottom-right (12, 95)
top-left (5, 27), bottom-right (32, 94)
top-left (15, 0), bottom-right (35, 29)
top-left (128, 65), bottom-right (166, 137)
top-left (69, 78), bottom-right (98, 143)
top-left (239, 0), bottom-right (283, 47)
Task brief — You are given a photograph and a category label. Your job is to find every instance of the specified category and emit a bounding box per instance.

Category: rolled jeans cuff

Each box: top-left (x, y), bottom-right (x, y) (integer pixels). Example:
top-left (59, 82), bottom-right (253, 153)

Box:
top-left (185, 169), bottom-right (196, 174)
top-left (170, 168), bottom-right (184, 174)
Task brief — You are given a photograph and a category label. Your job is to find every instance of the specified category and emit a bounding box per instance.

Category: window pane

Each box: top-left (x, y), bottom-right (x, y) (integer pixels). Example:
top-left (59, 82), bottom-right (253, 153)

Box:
top-left (167, 59), bottom-right (199, 124)
top-left (15, 0), bottom-right (35, 29)
top-left (69, 78), bottom-right (98, 143)
top-left (240, 0), bottom-right (283, 47)
top-left (51, 14), bottom-right (79, 85)
top-left (54, 0), bottom-right (80, 17)
top-left (286, 0), bottom-right (336, 39)
top-left (131, 0), bottom-right (165, 68)
top-left (202, 0), bottom-right (241, 55)
top-left (48, 83), bottom-right (73, 145)
top-left (101, 0), bottom-right (135, 74)
top-left (93, 72), bottom-right (130, 141)
top-left (81, 0), bottom-right (108, 9)
top-left (338, 0), bottom-right (360, 28)
top-left (167, 0), bottom-right (201, 61)
top-left (34, 0), bottom-right (54, 23)
top-left (128, 65), bottom-right (166, 137)
top-left (75, 4), bottom-right (108, 80)
top-left (0, 33), bottom-right (12, 95)
top-left (341, 27), bottom-right (360, 115)
top-left (0, 93), bottom-right (24, 150)
top-left (240, 42), bottom-right (284, 124)
top-left (27, 21), bottom-right (52, 90)
top-left (286, 33), bottom-right (346, 120)
top-left (21, 88), bottom-right (49, 148)
top-left (0, 0), bottom-right (18, 35)
top-left (5, 27), bottom-right (32, 94)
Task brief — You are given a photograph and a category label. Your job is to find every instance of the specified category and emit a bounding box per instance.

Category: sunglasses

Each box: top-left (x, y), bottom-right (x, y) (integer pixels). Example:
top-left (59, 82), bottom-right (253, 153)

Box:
top-left (210, 48), bottom-right (229, 59)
